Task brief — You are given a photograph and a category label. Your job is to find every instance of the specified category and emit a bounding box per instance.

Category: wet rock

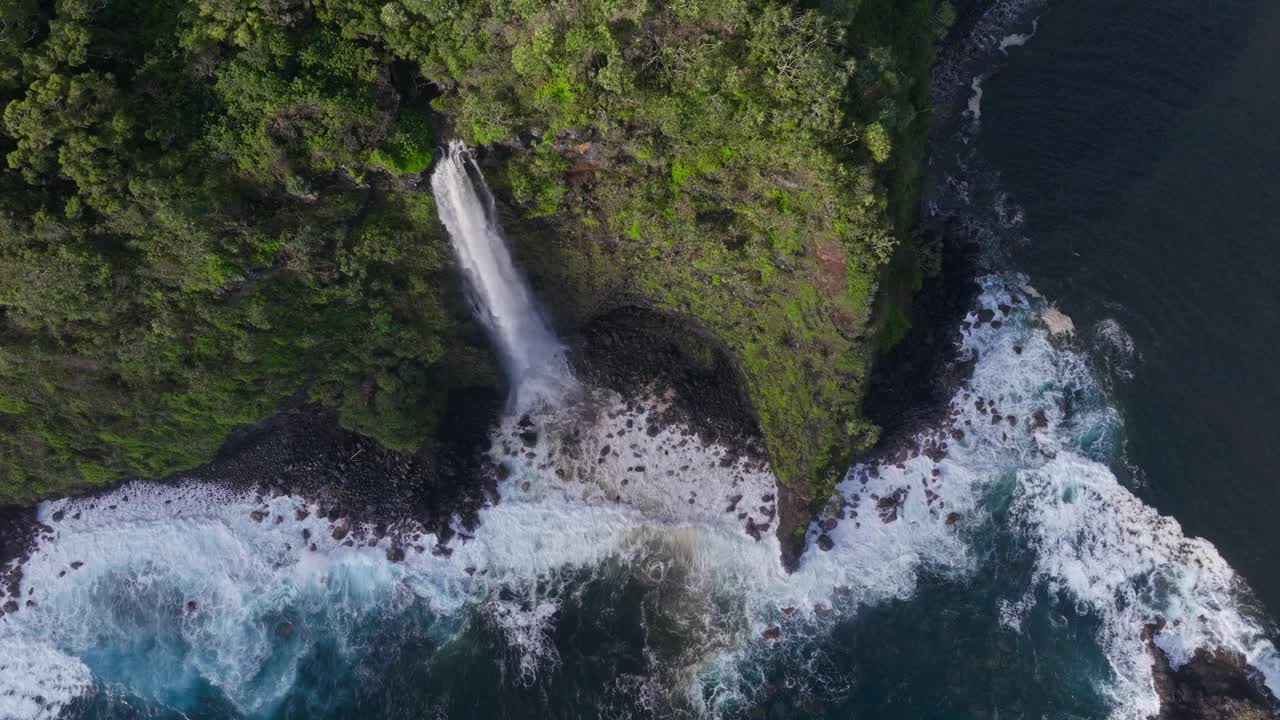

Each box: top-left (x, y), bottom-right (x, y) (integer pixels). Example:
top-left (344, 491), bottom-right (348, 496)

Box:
top-left (302, 528), bottom-right (311, 541)
top-left (386, 545), bottom-right (405, 562)
top-left (946, 512), bottom-right (961, 527)
top-left (519, 430), bottom-right (538, 447)
top-left (277, 621), bottom-right (294, 638)
top-left (1147, 616), bottom-right (1280, 719)
top-left (51, 510), bottom-right (64, 522)
top-left (185, 600), bottom-right (198, 612)
top-left (817, 534), bottom-right (835, 551)
top-left (762, 626), bottom-right (782, 641)
top-left (1031, 409), bottom-right (1049, 429)
top-left (821, 518), bottom-right (838, 532)
top-left (331, 525), bottom-right (348, 541)
top-left (70, 561), bottom-right (83, 570)
top-left (464, 567), bottom-right (477, 576)
top-left (3, 600), bottom-right (18, 613)
top-left (295, 508), bottom-right (310, 521)
top-left (250, 510), bottom-right (267, 522)
top-left (877, 488), bottom-right (908, 523)
top-left (431, 544), bottom-right (453, 558)
top-left (725, 494), bottom-right (743, 513)
top-left (977, 308), bottom-right (996, 324)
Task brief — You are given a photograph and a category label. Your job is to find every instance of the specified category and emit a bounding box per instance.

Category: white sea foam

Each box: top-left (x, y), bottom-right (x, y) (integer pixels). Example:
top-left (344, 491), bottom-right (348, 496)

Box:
top-left (1000, 19), bottom-right (1040, 52)
top-left (0, 639), bottom-right (91, 720)
top-left (1013, 453), bottom-right (1280, 717)
top-left (966, 74), bottom-right (986, 124)
top-left (932, 0), bottom-right (1049, 121)
top-left (2, 275), bottom-right (1276, 718)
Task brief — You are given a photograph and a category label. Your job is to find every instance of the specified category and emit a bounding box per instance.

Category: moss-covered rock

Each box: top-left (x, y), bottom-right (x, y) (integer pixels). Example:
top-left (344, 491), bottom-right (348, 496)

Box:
top-left (430, 0), bottom-right (938, 558)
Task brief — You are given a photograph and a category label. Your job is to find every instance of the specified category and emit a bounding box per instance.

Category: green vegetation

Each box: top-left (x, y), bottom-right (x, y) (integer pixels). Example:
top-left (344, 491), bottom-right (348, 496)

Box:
top-left (428, 0), bottom-right (937, 503)
top-left (0, 0), bottom-right (494, 504)
top-left (0, 0), bottom-right (936, 509)
top-left (368, 107), bottom-right (435, 175)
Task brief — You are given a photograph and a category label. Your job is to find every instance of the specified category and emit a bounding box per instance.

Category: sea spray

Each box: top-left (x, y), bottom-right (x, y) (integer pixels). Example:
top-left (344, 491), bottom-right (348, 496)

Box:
top-left (1, 277), bottom-right (1277, 718)
top-left (430, 140), bottom-right (575, 409)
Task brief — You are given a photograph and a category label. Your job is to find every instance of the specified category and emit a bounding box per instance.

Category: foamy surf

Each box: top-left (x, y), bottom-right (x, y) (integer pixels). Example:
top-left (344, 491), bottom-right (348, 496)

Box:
top-left (0, 277), bottom-right (1276, 718)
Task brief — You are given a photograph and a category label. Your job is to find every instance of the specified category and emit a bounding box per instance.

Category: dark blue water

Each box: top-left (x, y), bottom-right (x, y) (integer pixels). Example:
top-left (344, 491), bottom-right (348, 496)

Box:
top-left (980, 0), bottom-right (1280, 614)
top-left (5, 2), bottom-right (1280, 718)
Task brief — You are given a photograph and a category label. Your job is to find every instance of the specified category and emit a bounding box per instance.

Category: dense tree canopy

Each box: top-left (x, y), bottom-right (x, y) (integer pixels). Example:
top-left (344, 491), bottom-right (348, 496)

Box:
top-left (0, 0), bottom-right (941, 506)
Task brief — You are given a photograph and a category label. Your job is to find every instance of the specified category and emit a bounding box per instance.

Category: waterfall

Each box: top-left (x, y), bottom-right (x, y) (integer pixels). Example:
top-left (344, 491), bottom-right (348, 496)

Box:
top-left (431, 140), bottom-right (574, 408)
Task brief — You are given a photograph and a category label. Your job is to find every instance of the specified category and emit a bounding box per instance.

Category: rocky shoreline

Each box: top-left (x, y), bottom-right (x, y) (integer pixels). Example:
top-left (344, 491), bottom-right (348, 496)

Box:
top-left (1145, 617), bottom-right (1280, 719)
top-left (0, 396), bottom-right (502, 618)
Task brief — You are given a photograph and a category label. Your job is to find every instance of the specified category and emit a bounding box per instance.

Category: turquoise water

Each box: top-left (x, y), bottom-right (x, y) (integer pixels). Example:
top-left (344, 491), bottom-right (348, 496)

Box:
top-left (3, 2), bottom-right (1279, 718)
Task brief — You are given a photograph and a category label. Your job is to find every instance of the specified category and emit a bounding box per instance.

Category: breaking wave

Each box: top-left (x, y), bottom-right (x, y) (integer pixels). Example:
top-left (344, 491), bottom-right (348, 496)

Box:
top-left (2, 277), bottom-right (1274, 718)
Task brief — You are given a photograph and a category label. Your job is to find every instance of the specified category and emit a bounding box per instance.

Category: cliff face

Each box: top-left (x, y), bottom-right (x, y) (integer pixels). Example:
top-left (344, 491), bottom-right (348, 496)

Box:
top-left (455, 0), bottom-right (939, 560)
top-left (0, 0), bottom-right (939, 551)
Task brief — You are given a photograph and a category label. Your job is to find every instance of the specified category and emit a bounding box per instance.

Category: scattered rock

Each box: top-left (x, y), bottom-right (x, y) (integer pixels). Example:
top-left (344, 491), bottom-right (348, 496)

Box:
top-left (876, 488), bottom-right (908, 523)
top-left (1146, 616), bottom-right (1280, 719)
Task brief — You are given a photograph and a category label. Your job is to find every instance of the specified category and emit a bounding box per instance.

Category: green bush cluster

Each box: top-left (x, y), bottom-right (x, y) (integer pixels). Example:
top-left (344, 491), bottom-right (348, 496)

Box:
top-left (0, 0), bottom-right (493, 504)
top-left (0, 0), bottom-right (934, 508)
top-left (360, 0), bottom-right (935, 502)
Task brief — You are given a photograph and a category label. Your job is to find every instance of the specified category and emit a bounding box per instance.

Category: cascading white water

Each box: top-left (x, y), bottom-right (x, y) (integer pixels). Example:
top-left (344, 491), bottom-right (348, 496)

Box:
top-left (430, 140), bottom-right (574, 408)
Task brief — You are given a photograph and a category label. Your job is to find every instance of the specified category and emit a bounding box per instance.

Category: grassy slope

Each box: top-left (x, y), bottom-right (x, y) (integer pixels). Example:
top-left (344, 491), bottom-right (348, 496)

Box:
top-left (483, 0), bottom-right (940, 507)
top-left (0, 0), bottom-right (937, 511)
